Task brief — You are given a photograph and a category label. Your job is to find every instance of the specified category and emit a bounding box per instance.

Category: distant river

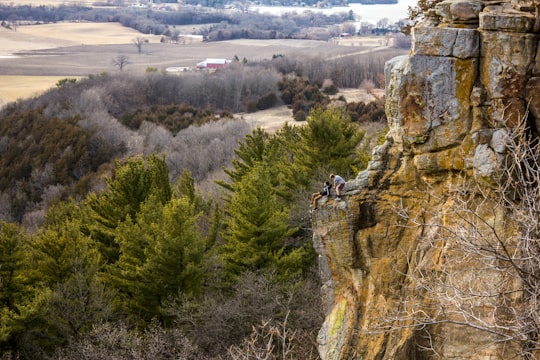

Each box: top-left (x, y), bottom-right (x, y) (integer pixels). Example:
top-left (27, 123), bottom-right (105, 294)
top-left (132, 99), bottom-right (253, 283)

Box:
top-left (250, 0), bottom-right (417, 24)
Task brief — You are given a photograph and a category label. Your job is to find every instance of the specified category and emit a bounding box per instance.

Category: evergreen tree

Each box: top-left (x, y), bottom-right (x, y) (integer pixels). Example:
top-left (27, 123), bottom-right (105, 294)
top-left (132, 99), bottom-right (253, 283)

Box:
top-left (5, 201), bottom-right (111, 357)
top-left (86, 154), bottom-right (172, 263)
top-left (105, 194), bottom-right (205, 323)
top-left (217, 128), bottom-right (271, 192)
top-left (0, 222), bottom-right (28, 351)
top-left (296, 106), bottom-right (364, 178)
top-left (222, 164), bottom-right (303, 278)
top-left (176, 169), bottom-right (220, 252)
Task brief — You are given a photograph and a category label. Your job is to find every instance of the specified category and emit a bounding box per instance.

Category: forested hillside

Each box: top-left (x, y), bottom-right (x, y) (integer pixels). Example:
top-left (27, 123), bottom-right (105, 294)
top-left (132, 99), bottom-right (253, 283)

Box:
top-left (0, 49), bottom-right (390, 358)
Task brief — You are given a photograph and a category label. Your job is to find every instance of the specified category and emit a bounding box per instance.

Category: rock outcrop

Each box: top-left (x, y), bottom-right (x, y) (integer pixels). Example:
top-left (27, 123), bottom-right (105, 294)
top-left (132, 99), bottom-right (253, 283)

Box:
top-left (313, 1), bottom-right (540, 358)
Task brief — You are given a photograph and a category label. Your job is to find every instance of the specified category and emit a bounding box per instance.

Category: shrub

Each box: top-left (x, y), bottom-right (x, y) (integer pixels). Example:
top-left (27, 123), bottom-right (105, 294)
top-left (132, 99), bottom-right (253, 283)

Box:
top-left (256, 93), bottom-right (278, 110)
top-left (246, 101), bottom-right (258, 113)
top-left (322, 84), bottom-right (338, 95)
top-left (294, 110), bottom-right (307, 122)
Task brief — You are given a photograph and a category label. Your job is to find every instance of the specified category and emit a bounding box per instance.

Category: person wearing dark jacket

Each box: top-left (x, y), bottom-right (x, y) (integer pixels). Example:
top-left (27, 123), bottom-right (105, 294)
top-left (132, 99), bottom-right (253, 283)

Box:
top-left (311, 181), bottom-right (331, 210)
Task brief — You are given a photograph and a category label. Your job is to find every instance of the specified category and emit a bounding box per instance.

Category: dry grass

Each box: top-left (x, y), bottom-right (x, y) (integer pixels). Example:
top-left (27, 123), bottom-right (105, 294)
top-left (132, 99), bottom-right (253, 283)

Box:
top-left (0, 22), bottom-right (164, 105)
top-left (0, 23), bottom-right (163, 56)
top-left (0, 75), bottom-right (79, 105)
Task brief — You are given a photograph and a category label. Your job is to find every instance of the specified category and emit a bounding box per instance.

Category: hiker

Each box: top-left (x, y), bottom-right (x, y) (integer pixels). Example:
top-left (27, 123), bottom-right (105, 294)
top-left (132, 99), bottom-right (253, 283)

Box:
top-left (330, 174), bottom-right (345, 200)
top-left (311, 181), bottom-right (331, 210)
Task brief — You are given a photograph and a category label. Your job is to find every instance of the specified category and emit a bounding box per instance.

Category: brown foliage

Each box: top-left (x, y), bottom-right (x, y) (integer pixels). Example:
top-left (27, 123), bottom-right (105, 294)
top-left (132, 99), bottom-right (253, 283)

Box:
top-left (0, 106), bottom-right (117, 221)
top-left (170, 270), bottom-right (323, 358)
top-left (53, 321), bottom-right (205, 360)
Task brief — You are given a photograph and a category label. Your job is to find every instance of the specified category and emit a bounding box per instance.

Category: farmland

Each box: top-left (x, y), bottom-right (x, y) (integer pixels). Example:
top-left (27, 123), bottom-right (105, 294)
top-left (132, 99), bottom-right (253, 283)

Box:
top-left (0, 21), bottom-right (391, 109)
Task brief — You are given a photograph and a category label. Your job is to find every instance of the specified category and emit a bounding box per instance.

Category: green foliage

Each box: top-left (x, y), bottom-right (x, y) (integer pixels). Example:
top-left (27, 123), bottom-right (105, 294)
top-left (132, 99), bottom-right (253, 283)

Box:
top-left (105, 195), bottom-right (205, 323)
top-left (322, 83), bottom-right (338, 95)
top-left (219, 106), bottom-right (362, 281)
top-left (222, 164), bottom-right (298, 278)
top-left (2, 202), bottom-right (112, 357)
top-left (0, 222), bottom-right (27, 308)
top-left (86, 154), bottom-right (172, 263)
top-left (296, 106), bottom-right (364, 177)
top-left (0, 222), bottom-right (28, 349)
top-left (217, 128), bottom-right (271, 192)
top-left (55, 78), bottom-right (78, 88)
top-left (278, 76), bottom-right (330, 121)
top-left (0, 107), bottom-right (113, 220)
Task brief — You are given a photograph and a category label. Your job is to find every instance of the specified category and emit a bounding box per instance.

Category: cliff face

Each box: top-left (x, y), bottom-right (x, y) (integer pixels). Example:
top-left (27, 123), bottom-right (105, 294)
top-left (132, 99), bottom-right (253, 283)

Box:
top-left (313, 1), bottom-right (540, 358)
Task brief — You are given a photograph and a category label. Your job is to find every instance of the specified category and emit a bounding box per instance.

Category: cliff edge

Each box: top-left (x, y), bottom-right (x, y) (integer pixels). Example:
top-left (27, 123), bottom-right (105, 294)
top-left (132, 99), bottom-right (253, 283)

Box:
top-left (313, 0), bottom-right (540, 358)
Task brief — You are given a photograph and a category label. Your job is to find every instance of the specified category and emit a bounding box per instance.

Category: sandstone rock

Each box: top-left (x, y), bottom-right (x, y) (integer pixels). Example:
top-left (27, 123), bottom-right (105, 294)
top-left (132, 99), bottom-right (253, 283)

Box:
top-left (314, 1), bottom-right (540, 359)
top-left (490, 128), bottom-right (509, 153)
top-left (435, 0), bottom-right (453, 21)
top-left (491, 97), bottom-right (526, 127)
top-left (480, 31), bottom-right (537, 99)
top-left (436, 0), bottom-right (484, 23)
top-left (471, 106), bottom-right (491, 134)
top-left (413, 146), bottom-right (467, 173)
top-left (535, 44), bottom-right (540, 75)
top-left (451, 0), bottom-right (484, 21)
top-left (469, 86), bottom-right (485, 107)
top-left (480, 5), bottom-right (536, 31)
top-left (386, 54), bottom-right (476, 152)
top-left (412, 26), bottom-right (479, 58)
top-left (473, 143), bottom-right (503, 184)
top-left (471, 128), bottom-right (493, 145)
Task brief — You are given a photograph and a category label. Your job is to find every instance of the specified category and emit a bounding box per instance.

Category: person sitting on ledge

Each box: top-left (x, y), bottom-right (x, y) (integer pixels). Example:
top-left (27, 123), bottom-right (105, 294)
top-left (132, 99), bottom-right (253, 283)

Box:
top-left (311, 181), bottom-right (331, 210)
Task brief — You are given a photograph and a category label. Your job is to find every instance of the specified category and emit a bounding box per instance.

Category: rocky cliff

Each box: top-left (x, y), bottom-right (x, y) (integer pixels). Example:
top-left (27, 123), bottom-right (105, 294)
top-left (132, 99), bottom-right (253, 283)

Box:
top-left (312, 0), bottom-right (540, 358)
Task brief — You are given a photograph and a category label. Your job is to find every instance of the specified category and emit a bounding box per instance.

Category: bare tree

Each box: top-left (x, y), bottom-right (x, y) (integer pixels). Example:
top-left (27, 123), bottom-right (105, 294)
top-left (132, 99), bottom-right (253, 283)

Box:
top-left (132, 37), bottom-right (147, 55)
top-left (376, 18), bottom-right (390, 29)
top-left (112, 55), bottom-right (130, 71)
top-left (377, 114), bottom-right (540, 358)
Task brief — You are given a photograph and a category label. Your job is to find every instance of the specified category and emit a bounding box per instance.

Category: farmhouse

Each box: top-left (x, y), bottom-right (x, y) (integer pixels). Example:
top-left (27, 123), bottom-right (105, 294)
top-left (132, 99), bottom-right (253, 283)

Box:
top-left (196, 58), bottom-right (231, 70)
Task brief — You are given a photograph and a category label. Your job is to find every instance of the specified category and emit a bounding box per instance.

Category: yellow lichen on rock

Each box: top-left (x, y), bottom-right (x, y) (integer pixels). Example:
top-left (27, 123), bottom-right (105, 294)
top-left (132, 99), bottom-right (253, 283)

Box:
top-left (313, 0), bottom-right (540, 358)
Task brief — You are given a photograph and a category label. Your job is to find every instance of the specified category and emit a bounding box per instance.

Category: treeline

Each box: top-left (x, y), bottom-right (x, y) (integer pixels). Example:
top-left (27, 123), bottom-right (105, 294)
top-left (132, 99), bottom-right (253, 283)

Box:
top-left (0, 4), bottom-right (354, 40)
top-left (269, 51), bottom-right (397, 87)
top-left (0, 104), bottom-right (371, 359)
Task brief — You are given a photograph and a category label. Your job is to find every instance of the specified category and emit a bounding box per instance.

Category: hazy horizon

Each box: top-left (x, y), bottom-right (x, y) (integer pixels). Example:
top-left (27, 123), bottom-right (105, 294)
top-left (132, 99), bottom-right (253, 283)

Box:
top-left (250, 0), bottom-right (416, 24)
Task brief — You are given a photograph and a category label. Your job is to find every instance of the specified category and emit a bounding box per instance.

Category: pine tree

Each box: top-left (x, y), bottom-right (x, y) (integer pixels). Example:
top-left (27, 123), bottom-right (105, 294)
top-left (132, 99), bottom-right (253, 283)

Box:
top-left (0, 222), bottom-right (28, 349)
top-left (217, 128), bottom-right (271, 192)
top-left (222, 164), bottom-right (299, 278)
top-left (105, 194), bottom-right (205, 323)
top-left (296, 106), bottom-right (364, 178)
top-left (6, 201), bottom-right (111, 356)
top-left (86, 154), bottom-right (172, 263)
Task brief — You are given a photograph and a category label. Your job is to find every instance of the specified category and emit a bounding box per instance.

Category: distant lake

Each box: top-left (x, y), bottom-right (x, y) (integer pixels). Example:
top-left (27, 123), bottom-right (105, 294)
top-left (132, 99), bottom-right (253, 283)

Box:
top-left (250, 0), bottom-right (417, 24)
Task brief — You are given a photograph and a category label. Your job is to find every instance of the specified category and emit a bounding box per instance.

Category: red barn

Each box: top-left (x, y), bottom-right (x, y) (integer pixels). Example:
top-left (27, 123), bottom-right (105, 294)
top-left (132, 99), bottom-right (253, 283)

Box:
top-left (196, 58), bottom-right (231, 70)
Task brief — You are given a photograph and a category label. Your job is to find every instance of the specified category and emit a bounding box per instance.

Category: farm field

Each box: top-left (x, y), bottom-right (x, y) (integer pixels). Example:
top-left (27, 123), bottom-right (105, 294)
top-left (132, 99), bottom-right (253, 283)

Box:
top-left (0, 21), bottom-right (391, 127)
